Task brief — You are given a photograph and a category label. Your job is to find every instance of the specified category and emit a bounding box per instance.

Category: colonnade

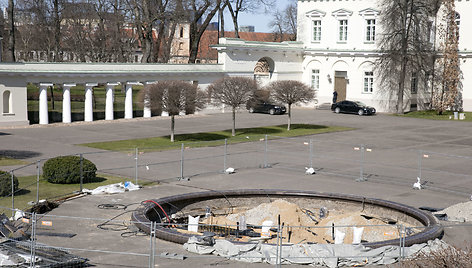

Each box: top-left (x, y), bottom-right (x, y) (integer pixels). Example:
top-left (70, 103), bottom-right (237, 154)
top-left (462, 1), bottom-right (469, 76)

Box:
top-left (38, 81), bottom-right (154, 125)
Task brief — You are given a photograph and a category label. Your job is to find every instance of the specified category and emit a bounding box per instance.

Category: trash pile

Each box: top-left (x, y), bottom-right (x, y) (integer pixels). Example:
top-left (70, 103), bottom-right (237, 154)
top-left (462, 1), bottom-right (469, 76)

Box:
top-left (0, 213), bottom-right (87, 267)
top-left (83, 181), bottom-right (140, 195)
top-left (184, 237), bottom-right (449, 268)
top-left (434, 201), bottom-right (472, 222)
top-left (198, 199), bottom-right (406, 244)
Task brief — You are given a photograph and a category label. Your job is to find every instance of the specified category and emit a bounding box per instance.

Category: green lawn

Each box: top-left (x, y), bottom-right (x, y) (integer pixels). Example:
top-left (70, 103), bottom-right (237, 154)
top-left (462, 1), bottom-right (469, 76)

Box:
top-left (0, 174), bottom-right (155, 215)
top-left (397, 110), bottom-right (472, 121)
top-left (80, 124), bottom-right (353, 153)
top-left (0, 157), bottom-right (30, 166)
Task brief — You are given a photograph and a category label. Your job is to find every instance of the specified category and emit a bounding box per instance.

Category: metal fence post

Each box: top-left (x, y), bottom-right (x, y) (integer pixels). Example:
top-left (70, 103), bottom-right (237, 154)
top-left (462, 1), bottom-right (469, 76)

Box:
top-left (180, 143), bottom-right (184, 180)
top-left (135, 148), bottom-right (138, 185)
top-left (418, 150), bottom-right (422, 180)
top-left (79, 154), bottom-right (83, 192)
top-left (264, 135), bottom-right (268, 168)
top-left (36, 160), bottom-right (40, 204)
top-left (224, 139), bottom-right (227, 172)
top-left (30, 212), bottom-right (37, 268)
top-left (11, 171), bottom-right (15, 218)
top-left (309, 139), bottom-right (313, 169)
top-left (149, 221), bottom-right (155, 268)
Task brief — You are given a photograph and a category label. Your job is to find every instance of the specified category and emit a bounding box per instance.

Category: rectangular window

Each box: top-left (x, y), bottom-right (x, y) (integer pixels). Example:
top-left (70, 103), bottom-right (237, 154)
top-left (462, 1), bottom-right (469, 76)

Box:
top-left (411, 72), bottom-right (418, 94)
top-left (313, 20), bottom-right (321, 42)
top-left (365, 19), bottom-right (376, 42)
top-left (311, 70), bottom-right (320, 91)
top-left (339, 20), bottom-right (348, 42)
top-left (363, 71), bottom-right (374, 93)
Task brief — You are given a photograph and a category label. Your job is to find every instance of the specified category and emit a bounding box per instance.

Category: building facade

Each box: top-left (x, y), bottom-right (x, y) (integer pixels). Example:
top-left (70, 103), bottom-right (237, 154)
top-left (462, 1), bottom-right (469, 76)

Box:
top-left (1, 0), bottom-right (472, 127)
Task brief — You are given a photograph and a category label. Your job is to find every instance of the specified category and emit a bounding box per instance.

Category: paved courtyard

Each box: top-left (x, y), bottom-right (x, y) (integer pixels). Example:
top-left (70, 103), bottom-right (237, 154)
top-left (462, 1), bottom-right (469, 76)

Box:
top-left (1, 109), bottom-right (472, 267)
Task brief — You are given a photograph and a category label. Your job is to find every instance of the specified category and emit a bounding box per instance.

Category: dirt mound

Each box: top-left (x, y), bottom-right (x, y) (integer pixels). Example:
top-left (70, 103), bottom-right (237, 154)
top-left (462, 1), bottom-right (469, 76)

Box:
top-left (200, 199), bottom-right (404, 244)
top-left (436, 201), bottom-right (472, 222)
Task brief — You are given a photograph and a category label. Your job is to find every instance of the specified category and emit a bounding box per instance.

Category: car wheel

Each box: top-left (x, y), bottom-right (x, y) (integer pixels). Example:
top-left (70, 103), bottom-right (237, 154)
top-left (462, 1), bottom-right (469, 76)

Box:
top-left (335, 107), bottom-right (341, 114)
top-left (358, 109), bottom-right (364, 116)
top-left (249, 107), bottom-right (254, 113)
top-left (269, 109), bottom-right (275, 115)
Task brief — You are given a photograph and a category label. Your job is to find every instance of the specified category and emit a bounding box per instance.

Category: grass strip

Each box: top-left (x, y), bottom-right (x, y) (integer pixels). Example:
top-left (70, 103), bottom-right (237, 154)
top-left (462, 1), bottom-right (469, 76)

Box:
top-left (80, 124), bottom-right (353, 153)
top-left (0, 174), bottom-right (155, 215)
top-left (396, 110), bottom-right (472, 121)
top-left (0, 157), bottom-right (30, 166)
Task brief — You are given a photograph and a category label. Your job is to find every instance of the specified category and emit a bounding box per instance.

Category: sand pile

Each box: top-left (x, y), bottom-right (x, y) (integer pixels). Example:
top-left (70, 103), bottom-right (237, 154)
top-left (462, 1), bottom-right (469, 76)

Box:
top-left (435, 201), bottom-right (472, 222)
top-left (200, 199), bottom-right (404, 244)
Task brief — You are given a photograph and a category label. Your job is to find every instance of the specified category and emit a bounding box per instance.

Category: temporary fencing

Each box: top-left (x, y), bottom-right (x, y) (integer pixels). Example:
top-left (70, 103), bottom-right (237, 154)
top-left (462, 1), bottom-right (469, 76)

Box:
top-left (2, 135), bottom-right (472, 216)
top-left (0, 202), bottom-right (470, 268)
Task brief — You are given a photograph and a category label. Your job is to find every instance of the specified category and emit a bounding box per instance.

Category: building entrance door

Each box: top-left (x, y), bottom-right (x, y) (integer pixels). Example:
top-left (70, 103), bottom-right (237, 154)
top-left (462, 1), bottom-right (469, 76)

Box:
top-left (334, 71), bottom-right (347, 101)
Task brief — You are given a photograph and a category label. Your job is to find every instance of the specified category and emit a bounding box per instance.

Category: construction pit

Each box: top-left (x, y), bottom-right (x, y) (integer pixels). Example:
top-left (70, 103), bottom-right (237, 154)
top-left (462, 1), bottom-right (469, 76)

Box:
top-left (132, 189), bottom-right (442, 248)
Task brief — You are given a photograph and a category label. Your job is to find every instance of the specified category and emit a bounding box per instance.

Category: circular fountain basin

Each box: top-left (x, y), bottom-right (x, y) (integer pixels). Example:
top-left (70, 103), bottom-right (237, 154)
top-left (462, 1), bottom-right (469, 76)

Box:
top-left (132, 189), bottom-right (442, 248)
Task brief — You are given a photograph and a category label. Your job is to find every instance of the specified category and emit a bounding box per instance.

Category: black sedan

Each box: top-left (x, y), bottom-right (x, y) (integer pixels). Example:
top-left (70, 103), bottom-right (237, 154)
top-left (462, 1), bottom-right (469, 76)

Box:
top-left (331, 100), bottom-right (376, 115)
top-left (247, 102), bottom-right (286, 115)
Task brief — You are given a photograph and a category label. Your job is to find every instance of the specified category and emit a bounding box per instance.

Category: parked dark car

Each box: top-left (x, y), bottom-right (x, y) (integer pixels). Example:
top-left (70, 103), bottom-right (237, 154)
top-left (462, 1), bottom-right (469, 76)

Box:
top-left (331, 100), bottom-right (376, 115)
top-left (246, 101), bottom-right (286, 115)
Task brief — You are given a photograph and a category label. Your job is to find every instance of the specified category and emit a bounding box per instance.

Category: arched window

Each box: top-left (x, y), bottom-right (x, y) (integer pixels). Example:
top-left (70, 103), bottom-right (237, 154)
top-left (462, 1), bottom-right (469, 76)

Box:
top-left (180, 27), bottom-right (184, 38)
top-left (3, 90), bottom-right (11, 114)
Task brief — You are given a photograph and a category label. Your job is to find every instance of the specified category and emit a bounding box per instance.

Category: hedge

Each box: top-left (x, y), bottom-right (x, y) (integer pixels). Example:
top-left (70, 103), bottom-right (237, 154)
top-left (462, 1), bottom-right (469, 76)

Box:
top-left (42, 156), bottom-right (97, 184)
top-left (0, 170), bottom-right (19, 197)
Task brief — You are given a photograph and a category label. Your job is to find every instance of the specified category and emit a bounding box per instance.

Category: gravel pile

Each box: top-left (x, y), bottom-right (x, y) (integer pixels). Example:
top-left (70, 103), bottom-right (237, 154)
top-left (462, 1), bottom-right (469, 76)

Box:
top-left (435, 201), bottom-right (472, 222)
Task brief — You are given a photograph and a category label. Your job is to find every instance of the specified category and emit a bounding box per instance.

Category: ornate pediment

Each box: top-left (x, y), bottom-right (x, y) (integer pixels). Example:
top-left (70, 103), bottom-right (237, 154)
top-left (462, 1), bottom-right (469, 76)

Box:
top-left (305, 9), bottom-right (326, 18)
top-left (331, 9), bottom-right (353, 18)
top-left (359, 8), bottom-right (380, 17)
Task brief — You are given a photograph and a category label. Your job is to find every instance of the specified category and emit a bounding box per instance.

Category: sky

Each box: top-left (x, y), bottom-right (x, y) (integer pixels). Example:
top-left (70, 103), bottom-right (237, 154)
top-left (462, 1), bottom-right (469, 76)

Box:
top-left (0, 0), bottom-right (293, 33)
top-left (224, 0), bottom-right (294, 33)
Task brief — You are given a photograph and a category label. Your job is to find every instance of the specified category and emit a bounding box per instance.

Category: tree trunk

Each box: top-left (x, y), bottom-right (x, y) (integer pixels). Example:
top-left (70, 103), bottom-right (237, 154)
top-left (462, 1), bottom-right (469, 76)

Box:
top-left (6, 0), bottom-right (15, 62)
top-left (287, 104), bottom-right (291, 131)
top-left (171, 115), bottom-right (175, 142)
top-left (53, 0), bottom-right (61, 62)
top-left (232, 107), bottom-right (236, 136)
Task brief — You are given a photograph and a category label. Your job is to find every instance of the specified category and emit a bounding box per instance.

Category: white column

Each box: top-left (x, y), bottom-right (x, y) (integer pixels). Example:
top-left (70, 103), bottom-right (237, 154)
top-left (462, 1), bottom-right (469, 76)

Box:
top-left (39, 83), bottom-right (53, 125)
top-left (84, 83), bottom-right (97, 122)
top-left (143, 81), bottom-right (156, 118)
top-left (125, 82), bottom-right (140, 119)
top-left (62, 83), bottom-right (75, 123)
top-left (105, 82), bottom-right (119, 120)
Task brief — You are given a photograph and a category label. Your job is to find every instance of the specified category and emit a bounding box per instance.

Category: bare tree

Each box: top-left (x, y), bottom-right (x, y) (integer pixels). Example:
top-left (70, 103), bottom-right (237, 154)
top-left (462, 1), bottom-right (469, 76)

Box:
top-left (186, 0), bottom-right (222, 63)
top-left (143, 81), bottom-right (205, 142)
top-left (376, 0), bottom-right (441, 114)
top-left (433, 0), bottom-right (462, 114)
top-left (267, 80), bottom-right (314, 130)
top-left (208, 77), bottom-right (258, 136)
top-left (225, 0), bottom-right (273, 38)
top-left (269, 0), bottom-right (297, 41)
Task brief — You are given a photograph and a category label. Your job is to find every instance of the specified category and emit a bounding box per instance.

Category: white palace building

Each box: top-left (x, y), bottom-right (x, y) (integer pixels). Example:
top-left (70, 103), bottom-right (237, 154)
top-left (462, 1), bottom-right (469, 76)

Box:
top-left (1, 0), bottom-right (471, 127)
